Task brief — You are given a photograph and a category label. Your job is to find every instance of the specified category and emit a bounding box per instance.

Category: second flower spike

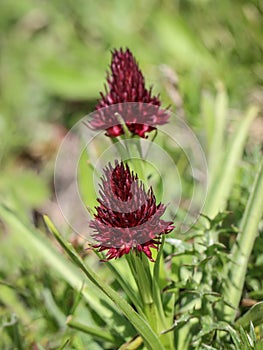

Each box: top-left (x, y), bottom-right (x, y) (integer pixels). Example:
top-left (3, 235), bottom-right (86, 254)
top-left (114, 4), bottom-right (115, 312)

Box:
top-left (90, 48), bottom-right (170, 138)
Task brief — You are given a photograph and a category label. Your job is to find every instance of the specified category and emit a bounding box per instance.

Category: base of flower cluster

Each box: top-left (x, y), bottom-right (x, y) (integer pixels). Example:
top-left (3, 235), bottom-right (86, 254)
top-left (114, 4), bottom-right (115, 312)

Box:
top-left (93, 239), bottom-right (162, 262)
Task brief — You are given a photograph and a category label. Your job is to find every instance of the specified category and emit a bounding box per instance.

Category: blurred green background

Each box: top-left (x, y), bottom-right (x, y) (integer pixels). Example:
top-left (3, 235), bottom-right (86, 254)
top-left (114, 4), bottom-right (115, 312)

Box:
top-left (0, 0), bottom-right (262, 348)
top-left (1, 0), bottom-right (263, 212)
top-left (1, 0), bottom-right (263, 178)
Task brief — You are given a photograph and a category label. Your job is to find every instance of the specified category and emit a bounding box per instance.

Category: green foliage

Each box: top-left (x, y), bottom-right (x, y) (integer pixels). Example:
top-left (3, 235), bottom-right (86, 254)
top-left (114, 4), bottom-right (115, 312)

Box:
top-left (0, 0), bottom-right (263, 349)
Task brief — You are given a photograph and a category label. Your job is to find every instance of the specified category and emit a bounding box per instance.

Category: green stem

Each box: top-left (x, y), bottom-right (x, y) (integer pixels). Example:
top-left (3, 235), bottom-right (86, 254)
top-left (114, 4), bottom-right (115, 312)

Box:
top-left (110, 137), bottom-right (128, 160)
top-left (127, 253), bottom-right (158, 331)
top-left (126, 138), bottom-right (145, 181)
top-left (133, 253), bottom-right (153, 305)
top-left (153, 237), bottom-right (175, 349)
top-left (111, 121), bottom-right (165, 341)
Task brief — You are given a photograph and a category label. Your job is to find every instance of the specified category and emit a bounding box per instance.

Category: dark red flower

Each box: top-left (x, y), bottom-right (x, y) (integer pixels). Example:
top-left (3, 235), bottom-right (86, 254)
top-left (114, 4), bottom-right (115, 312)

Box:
top-left (90, 161), bottom-right (174, 261)
top-left (89, 48), bottom-right (170, 138)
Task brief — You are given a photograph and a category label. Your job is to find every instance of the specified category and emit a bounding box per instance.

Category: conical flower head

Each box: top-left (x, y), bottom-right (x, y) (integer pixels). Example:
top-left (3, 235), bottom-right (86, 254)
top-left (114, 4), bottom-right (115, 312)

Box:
top-left (90, 161), bottom-right (174, 261)
top-left (90, 48), bottom-right (170, 138)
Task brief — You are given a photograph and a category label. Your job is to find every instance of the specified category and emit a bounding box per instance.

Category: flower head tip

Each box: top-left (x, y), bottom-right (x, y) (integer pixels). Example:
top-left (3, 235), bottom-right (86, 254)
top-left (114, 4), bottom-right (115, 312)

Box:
top-left (90, 48), bottom-right (170, 138)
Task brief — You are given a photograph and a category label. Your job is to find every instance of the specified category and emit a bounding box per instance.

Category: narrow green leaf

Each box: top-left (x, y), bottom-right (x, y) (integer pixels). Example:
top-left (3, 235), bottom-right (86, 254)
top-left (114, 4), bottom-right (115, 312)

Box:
top-left (214, 83), bottom-right (228, 145)
top-left (239, 326), bottom-right (254, 348)
top-left (69, 282), bottom-right (84, 315)
top-left (204, 105), bottom-right (259, 219)
top-left (236, 302), bottom-right (263, 329)
top-left (249, 322), bottom-right (257, 343)
top-left (224, 158), bottom-right (263, 320)
top-left (224, 324), bottom-right (241, 349)
top-left (42, 288), bottom-right (66, 328)
top-left (201, 91), bottom-right (215, 153)
top-left (207, 84), bottom-right (228, 187)
top-left (67, 317), bottom-right (116, 343)
top-left (58, 338), bottom-right (71, 350)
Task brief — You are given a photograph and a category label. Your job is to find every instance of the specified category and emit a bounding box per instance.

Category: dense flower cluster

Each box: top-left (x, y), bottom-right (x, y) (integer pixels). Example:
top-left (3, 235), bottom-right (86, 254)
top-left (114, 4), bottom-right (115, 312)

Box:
top-left (90, 161), bottom-right (174, 261)
top-left (90, 48), bottom-right (170, 138)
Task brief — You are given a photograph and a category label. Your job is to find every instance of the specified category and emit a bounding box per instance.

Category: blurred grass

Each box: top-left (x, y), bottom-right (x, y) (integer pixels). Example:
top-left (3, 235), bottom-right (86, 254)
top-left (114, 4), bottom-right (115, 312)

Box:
top-left (0, 0), bottom-right (262, 348)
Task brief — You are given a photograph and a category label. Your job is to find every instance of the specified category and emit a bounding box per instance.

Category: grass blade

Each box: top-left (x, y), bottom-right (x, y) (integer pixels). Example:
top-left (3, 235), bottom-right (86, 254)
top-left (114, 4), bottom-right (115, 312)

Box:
top-left (236, 302), bottom-right (263, 329)
top-left (207, 84), bottom-right (228, 186)
top-left (204, 105), bottom-right (258, 219)
top-left (58, 339), bottom-right (71, 350)
top-left (67, 316), bottom-right (116, 343)
top-left (224, 158), bottom-right (263, 320)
